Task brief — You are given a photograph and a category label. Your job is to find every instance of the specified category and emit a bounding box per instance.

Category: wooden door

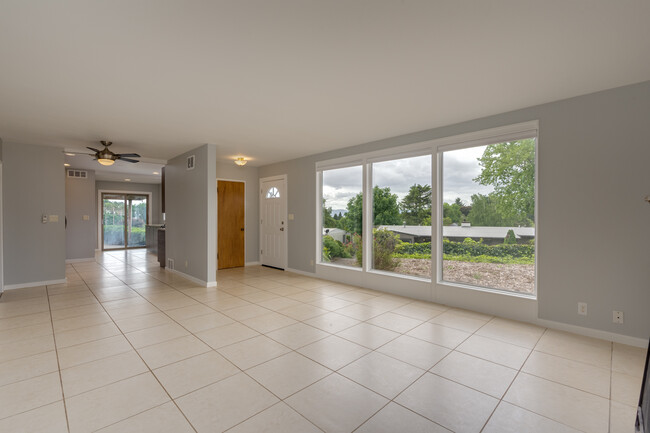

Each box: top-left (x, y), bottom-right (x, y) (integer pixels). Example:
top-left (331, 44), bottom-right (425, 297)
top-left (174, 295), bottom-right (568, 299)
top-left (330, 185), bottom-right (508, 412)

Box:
top-left (218, 181), bottom-right (245, 269)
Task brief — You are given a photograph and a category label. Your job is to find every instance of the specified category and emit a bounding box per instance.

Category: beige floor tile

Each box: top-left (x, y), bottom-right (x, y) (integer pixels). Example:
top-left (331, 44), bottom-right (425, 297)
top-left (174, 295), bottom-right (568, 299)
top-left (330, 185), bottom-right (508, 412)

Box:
top-left (153, 351), bottom-right (239, 398)
top-left (96, 401), bottom-right (194, 433)
top-left (335, 303), bottom-right (386, 321)
top-left (340, 351), bottom-right (424, 399)
top-left (204, 297), bottom-right (252, 311)
top-left (286, 373), bottom-right (387, 432)
top-left (0, 401), bottom-right (68, 433)
top-left (55, 321), bottom-right (121, 348)
top-left (396, 372), bottom-right (498, 433)
top-left (504, 372), bottom-right (609, 433)
top-left (377, 335), bottom-right (451, 370)
top-left (114, 312), bottom-right (174, 333)
top-left (53, 311), bottom-right (112, 333)
top-left (535, 329), bottom-right (612, 369)
top-left (298, 335), bottom-right (371, 370)
top-left (240, 312), bottom-right (297, 333)
top-left (267, 323), bottom-right (329, 350)
top-left (0, 322), bottom-right (53, 345)
top-left (277, 303), bottom-right (328, 321)
top-left (366, 311), bottom-right (423, 333)
top-left (303, 311), bottom-right (359, 333)
top-left (476, 318), bottom-right (545, 348)
top-left (138, 335), bottom-right (211, 369)
top-left (431, 351), bottom-right (517, 398)
top-left (309, 296), bottom-right (355, 311)
top-left (176, 373), bottom-right (279, 432)
top-left (0, 334), bottom-right (55, 363)
top-left (407, 322), bottom-right (471, 349)
top-left (247, 352), bottom-right (332, 399)
top-left (178, 310), bottom-right (235, 332)
top-left (0, 350), bottom-right (59, 387)
top-left (240, 291), bottom-right (282, 303)
top-left (609, 400), bottom-right (638, 433)
top-left (196, 322), bottom-right (260, 349)
top-left (61, 350), bottom-right (148, 397)
top-left (50, 303), bottom-right (105, 321)
top-left (356, 402), bottom-right (451, 433)
top-left (227, 401), bottom-right (321, 433)
top-left (57, 334), bottom-right (132, 369)
top-left (611, 371), bottom-right (643, 406)
top-left (336, 322), bottom-right (400, 350)
top-left (106, 303), bottom-right (161, 321)
top-left (393, 303), bottom-right (445, 321)
top-left (523, 350), bottom-right (610, 398)
top-left (125, 322), bottom-right (190, 349)
top-left (612, 343), bottom-right (647, 378)
top-left (256, 296), bottom-right (302, 311)
top-left (49, 294), bottom-right (99, 311)
top-left (0, 311), bottom-right (51, 331)
top-left (429, 310), bottom-right (489, 333)
top-left (218, 335), bottom-right (291, 370)
top-left (483, 401), bottom-right (582, 433)
top-left (456, 334), bottom-right (531, 369)
top-left (66, 372), bottom-right (169, 433)
top-left (0, 372), bottom-right (62, 419)
top-left (165, 303), bottom-right (217, 321)
top-left (222, 304), bottom-right (272, 321)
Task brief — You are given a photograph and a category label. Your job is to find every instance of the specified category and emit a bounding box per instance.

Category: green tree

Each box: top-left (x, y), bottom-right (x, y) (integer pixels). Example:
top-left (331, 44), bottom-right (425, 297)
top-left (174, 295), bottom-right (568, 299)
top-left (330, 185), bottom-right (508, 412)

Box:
top-left (504, 229), bottom-right (517, 244)
top-left (474, 139), bottom-right (535, 224)
top-left (467, 193), bottom-right (508, 226)
top-left (400, 184), bottom-right (432, 225)
top-left (344, 186), bottom-right (402, 236)
top-left (443, 201), bottom-right (463, 224)
top-left (322, 199), bottom-right (338, 228)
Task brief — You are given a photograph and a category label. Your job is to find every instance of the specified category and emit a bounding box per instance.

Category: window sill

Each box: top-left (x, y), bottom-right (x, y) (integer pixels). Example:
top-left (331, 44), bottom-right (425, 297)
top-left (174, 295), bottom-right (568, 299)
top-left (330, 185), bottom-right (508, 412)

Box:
top-left (437, 279), bottom-right (537, 300)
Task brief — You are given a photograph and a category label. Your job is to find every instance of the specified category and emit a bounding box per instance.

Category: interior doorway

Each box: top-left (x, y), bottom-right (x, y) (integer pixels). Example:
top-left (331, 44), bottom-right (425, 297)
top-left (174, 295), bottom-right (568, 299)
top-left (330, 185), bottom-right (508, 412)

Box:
top-left (260, 175), bottom-right (287, 270)
top-left (101, 193), bottom-right (149, 250)
top-left (217, 180), bottom-right (245, 269)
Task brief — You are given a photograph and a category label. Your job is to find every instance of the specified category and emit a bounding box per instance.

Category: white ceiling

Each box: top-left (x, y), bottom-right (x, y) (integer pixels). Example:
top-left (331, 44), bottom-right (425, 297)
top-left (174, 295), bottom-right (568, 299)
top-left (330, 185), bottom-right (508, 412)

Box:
top-left (1, 1), bottom-right (649, 178)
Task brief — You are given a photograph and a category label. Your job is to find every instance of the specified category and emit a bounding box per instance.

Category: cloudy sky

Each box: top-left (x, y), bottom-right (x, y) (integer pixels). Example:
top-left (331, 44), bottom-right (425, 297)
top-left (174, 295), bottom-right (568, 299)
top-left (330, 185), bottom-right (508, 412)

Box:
top-left (322, 147), bottom-right (493, 214)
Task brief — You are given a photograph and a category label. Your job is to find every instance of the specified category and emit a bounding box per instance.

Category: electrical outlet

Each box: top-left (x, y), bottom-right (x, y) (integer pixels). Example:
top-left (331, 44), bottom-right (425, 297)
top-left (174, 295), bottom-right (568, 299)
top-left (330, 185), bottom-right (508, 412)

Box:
top-left (310, 259), bottom-right (314, 266)
top-left (613, 310), bottom-right (624, 324)
top-left (578, 302), bottom-right (587, 316)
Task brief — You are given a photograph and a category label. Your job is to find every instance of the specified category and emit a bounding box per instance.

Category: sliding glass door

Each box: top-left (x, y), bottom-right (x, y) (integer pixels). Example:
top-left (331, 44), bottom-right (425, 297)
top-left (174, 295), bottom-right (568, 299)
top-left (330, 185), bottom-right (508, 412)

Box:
top-left (102, 193), bottom-right (149, 250)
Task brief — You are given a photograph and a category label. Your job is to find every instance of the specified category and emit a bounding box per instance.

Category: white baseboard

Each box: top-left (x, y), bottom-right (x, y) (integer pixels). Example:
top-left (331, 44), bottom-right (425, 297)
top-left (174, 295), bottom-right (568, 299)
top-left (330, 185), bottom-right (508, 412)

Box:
top-left (166, 268), bottom-right (216, 288)
top-left (245, 261), bottom-right (261, 267)
top-left (535, 318), bottom-right (648, 348)
top-left (286, 267), bottom-right (317, 277)
top-left (4, 278), bottom-right (67, 290)
top-left (66, 257), bottom-right (95, 264)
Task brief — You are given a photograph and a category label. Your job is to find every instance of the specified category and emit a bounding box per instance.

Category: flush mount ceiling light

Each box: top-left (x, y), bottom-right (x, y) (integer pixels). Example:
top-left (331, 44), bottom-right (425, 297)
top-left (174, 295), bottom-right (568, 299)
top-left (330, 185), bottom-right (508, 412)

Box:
top-left (234, 157), bottom-right (247, 167)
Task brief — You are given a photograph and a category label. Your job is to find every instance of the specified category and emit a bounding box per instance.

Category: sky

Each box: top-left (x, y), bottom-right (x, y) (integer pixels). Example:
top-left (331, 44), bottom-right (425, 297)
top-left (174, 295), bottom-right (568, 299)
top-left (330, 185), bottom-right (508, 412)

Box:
top-left (322, 147), bottom-right (494, 214)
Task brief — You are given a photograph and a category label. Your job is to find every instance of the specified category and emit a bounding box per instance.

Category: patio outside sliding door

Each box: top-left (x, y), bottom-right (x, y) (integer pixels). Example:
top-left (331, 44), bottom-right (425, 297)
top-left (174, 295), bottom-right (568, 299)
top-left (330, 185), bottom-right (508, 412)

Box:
top-left (102, 193), bottom-right (149, 250)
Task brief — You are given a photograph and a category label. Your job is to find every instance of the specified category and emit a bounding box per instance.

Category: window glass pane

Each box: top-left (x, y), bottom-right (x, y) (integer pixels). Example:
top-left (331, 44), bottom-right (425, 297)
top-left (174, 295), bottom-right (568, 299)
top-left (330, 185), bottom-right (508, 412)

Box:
top-left (441, 139), bottom-right (536, 294)
top-left (266, 187), bottom-right (280, 198)
top-left (321, 166), bottom-right (362, 267)
top-left (371, 155), bottom-right (432, 278)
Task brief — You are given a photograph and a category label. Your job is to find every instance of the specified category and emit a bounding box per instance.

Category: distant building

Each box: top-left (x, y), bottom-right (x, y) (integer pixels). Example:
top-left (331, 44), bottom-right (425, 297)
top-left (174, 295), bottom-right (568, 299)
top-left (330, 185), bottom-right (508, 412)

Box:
top-left (322, 228), bottom-right (348, 243)
top-left (378, 223), bottom-right (535, 245)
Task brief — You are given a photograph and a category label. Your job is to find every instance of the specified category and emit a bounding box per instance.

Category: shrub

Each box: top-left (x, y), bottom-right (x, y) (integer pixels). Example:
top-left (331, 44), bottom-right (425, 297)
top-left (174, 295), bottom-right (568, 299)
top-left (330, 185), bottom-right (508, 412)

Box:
top-left (354, 234), bottom-right (363, 266)
top-left (504, 229), bottom-right (517, 245)
top-left (373, 228), bottom-right (400, 271)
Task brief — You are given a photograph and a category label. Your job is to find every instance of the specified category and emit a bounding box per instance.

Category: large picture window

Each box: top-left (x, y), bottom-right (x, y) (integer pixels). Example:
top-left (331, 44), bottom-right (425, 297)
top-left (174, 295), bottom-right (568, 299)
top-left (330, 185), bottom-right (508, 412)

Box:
top-left (320, 165), bottom-right (363, 268)
top-left (440, 137), bottom-right (536, 294)
top-left (371, 155), bottom-right (432, 279)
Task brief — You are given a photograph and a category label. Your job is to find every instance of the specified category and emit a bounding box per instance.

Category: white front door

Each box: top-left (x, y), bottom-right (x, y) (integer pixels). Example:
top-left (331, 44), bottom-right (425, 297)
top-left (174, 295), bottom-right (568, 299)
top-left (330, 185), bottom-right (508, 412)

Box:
top-left (260, 176), bottom-right (287, 270)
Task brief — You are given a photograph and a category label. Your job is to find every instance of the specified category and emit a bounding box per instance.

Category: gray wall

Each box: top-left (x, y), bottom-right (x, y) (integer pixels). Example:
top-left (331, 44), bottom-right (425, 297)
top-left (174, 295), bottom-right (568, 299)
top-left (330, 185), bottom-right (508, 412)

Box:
top-left (259, 81), bottom-right (650, 339)
top-left (96, 181), bottom-right (163, 225)
top-left (216, 161), bottom-right (259, 264)
top-left (66, 168), bottom-right (96, 260)
top-left (166, 144), bottom-right (217, 284)
top-left (1, 142), bottom-right (66, 286)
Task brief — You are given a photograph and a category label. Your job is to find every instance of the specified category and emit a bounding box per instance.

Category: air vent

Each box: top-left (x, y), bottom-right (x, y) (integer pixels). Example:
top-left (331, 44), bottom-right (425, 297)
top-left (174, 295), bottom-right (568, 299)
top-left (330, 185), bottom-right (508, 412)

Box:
top-left (67, 170), bottom-right (88, 179)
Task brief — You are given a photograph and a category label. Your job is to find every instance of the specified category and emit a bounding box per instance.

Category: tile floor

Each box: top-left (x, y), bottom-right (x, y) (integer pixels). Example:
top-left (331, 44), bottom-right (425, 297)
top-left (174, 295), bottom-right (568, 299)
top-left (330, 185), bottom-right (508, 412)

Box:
top-left (0, 250), bottom-right (646, 433)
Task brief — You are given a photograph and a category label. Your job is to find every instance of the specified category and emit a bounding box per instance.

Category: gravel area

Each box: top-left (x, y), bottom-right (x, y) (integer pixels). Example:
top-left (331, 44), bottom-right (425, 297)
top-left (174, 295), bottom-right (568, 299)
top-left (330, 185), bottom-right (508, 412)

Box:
top-left (330, 257), bottom-right (535, 294)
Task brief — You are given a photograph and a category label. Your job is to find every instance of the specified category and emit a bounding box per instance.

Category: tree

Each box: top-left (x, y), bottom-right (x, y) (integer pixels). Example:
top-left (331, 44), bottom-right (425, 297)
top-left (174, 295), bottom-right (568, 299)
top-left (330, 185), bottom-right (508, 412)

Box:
top-left (400, 184), bottom-right (432, 225)
top-left (344, 186), bottom-right (402, 236)
top-left (322, 199), bottom-right (338, 228)
top-left (443, 201), bottom-right (463, 224)
top-left (474, 139), bottom-right (535, 224)
top-left (504, 229), bottom-right (517, 244)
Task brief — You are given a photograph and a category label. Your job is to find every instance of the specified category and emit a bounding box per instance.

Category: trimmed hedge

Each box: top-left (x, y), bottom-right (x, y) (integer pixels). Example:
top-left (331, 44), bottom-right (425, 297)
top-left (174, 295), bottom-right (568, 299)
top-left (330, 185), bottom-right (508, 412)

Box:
top-left (395, 239), bottom-right (534, 259)
top-left (104, 225), bottom-right (145, 246)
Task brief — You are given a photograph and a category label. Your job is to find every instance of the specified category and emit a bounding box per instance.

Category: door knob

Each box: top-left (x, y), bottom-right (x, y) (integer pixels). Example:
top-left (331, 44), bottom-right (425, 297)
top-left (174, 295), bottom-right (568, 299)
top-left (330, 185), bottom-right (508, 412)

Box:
top-left (280, 227), bottom-right (284, 231)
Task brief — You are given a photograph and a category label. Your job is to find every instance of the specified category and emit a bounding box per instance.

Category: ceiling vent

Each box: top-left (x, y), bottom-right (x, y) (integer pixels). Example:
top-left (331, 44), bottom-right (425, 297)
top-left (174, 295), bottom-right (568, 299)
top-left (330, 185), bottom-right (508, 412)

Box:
top-left (67, 169), bottom-right (88, 179)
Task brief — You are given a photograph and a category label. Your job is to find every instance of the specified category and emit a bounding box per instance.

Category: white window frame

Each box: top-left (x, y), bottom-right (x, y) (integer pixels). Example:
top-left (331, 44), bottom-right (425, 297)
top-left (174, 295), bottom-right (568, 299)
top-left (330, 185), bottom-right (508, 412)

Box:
top-left (315, 120), bottom-right (538, 299)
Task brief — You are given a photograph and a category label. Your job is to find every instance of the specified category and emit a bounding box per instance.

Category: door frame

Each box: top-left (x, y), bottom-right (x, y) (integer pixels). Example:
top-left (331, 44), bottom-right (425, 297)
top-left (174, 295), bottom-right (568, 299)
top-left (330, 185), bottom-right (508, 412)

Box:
top-left (97, 190), bottom-right (152, 250)
top-left (216, 178), bottom-right (246, 270)
top-left (259, 174), bottom-right (288, 270)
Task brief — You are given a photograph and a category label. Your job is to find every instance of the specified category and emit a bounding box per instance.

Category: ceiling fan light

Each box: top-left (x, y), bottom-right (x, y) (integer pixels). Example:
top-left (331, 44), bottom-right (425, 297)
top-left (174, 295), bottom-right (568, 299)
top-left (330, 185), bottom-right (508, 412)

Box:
top-left (98, 158), bottom-right (115, 166)
top-left (234, 157), bottom-right (247, 166)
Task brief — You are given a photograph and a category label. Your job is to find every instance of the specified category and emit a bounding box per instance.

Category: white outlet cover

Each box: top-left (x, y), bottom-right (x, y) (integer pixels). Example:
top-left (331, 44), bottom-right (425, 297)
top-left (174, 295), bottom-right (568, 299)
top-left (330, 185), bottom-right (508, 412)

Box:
top-left (578, 302), bottom-right (587, 315)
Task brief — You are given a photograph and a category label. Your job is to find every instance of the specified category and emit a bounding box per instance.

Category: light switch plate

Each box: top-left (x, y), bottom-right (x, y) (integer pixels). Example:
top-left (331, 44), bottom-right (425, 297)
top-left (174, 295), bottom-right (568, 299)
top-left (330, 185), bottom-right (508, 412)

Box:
top-left (288, 213), bottom-right (295, 220)
top-left (83, 215), bottom-right (90, 221)
top-left (49, 215), bottom-right (59, 222)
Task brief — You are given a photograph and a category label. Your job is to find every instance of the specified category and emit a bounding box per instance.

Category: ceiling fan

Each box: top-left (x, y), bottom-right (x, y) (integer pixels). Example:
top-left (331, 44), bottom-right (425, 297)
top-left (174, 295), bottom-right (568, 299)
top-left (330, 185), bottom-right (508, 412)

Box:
top-left (87, 141), bottom-right (141, 166)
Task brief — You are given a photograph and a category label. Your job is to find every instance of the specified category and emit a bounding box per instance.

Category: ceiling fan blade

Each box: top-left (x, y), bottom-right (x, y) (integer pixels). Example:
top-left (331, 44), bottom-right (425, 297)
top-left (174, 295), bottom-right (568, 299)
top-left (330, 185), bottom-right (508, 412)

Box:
top-left (119, 157), bottom-right (140, 163)
top-left (117, 153), bottom-right (141, 158)
top-left (86, 147), bottom-right (101, 152)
